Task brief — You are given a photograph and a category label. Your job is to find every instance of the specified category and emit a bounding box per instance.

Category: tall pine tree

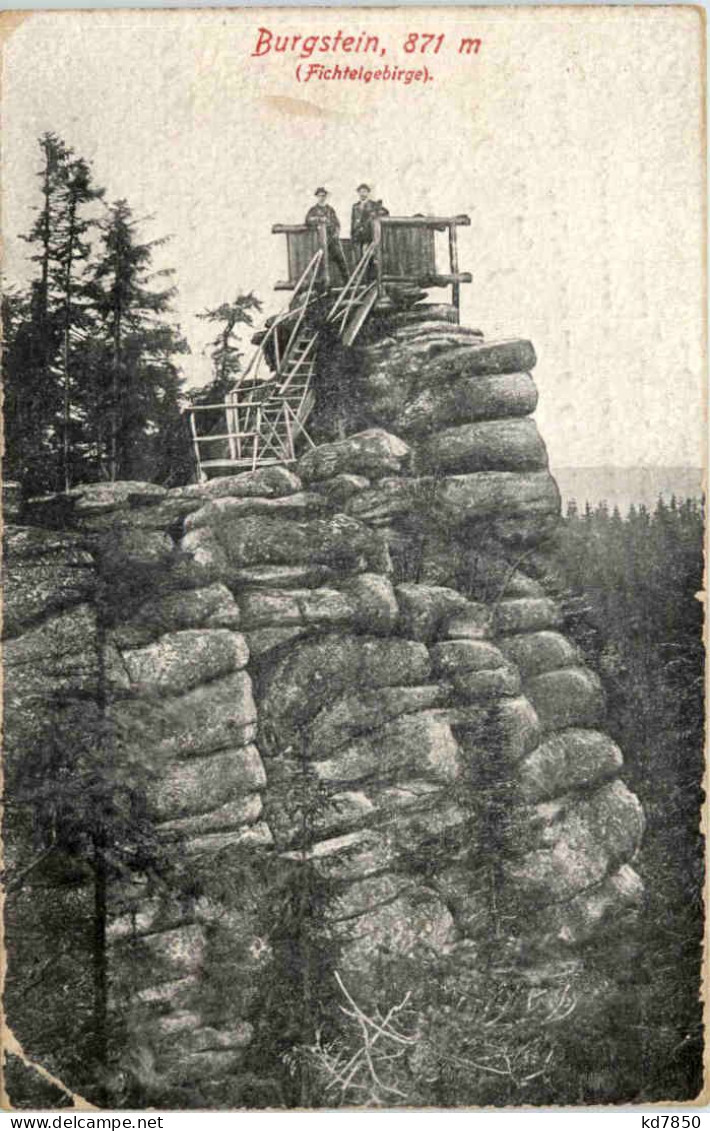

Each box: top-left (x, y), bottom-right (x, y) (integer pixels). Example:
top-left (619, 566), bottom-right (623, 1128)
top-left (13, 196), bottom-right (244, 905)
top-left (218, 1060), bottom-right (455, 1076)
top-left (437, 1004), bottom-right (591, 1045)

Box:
top-left (3, 137), bottom-right (192, 493)
top-left (6, 135), bottom-right (103, 490)
top-left (53, 156), bottom-right (104, 488)
top-left (6, 133), bottom-right (73, 491)
top-left (83, 199), bottom-right (190, 482)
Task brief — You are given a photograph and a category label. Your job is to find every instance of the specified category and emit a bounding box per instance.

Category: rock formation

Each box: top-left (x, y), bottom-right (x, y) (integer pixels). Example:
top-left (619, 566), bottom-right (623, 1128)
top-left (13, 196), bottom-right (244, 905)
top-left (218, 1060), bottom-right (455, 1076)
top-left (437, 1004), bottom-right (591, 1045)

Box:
top-left (4, 310), bottom-right (645, 1106)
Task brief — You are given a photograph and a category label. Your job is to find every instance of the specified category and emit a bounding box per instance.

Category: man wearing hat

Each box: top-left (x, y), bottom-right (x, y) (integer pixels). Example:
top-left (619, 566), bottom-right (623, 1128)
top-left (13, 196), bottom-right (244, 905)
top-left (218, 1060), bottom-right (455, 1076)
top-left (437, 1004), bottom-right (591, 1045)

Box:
top-left (305, 187), bottom-right (349, 284)
top-left (351, 184), bottom-right (389, 264)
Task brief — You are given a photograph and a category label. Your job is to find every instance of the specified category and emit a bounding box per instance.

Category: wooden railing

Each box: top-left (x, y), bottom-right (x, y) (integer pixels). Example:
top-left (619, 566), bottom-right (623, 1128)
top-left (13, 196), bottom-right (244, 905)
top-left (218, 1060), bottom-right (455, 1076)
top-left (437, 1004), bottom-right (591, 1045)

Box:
top-left (273, 213), bottom-right (471, 316)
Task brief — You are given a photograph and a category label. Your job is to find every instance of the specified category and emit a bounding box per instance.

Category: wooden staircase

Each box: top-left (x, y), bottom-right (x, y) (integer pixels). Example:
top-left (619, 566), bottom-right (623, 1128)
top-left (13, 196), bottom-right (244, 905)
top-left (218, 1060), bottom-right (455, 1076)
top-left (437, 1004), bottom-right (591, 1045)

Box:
top-left (186, 244), bottom-right (378, 480)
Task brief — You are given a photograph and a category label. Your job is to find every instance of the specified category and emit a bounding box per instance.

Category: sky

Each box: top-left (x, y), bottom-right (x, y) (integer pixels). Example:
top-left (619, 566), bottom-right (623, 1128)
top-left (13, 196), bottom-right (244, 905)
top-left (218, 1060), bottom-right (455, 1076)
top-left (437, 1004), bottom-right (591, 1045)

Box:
top-left (1, 6), bottom-right (706, 470)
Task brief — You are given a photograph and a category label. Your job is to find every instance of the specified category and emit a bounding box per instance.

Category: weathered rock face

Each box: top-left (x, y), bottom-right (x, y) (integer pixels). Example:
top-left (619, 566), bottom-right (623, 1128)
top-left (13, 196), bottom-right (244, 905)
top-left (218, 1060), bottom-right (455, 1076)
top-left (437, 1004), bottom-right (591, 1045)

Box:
top-left (5, 310), bottom-right (644, 1106)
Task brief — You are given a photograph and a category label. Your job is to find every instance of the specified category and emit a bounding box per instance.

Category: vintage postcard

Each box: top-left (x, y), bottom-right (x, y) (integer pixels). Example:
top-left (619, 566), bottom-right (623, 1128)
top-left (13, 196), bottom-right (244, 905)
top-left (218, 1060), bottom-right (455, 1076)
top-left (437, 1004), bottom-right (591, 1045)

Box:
top-left (0, 5), bottom-right (706, 1111)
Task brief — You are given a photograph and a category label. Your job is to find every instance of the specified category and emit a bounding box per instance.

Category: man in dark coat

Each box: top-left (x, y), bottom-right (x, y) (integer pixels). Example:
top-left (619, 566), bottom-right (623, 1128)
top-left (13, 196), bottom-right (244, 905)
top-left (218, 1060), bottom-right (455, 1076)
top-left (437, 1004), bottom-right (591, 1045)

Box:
top-left (351, 183), bottom-right (389, 263)
top-left (305, 187), bottom-right (349, 285)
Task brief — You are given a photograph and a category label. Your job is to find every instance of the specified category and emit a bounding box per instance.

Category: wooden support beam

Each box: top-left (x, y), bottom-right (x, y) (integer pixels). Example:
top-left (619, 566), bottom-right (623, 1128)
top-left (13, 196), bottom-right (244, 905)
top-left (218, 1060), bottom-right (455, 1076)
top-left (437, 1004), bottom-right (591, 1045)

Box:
top-left (373, 216), bottom-right (384, 300)
top-left (187, 409), bottom-right (205, 482)
top-left (381, 272), bottom-right (472, 286)
top-left (274, 217), bottom-right (471, 230)
top-left (379, 214), bottom-right (471, 228)
top-left (283, 401), bottom-right (294, 461)
top-left (192, 431), bottom-right (259, 443)
top-left (188, 401), bottom-right (266, 413)
top-left (199, 457), bottom-right (287, 470)
top-left (448, 222), bottom-right (461, 322)
top-left (252, 407), bottom-right (261, 472)
top-left (318, 223), bottom-right (330, 289)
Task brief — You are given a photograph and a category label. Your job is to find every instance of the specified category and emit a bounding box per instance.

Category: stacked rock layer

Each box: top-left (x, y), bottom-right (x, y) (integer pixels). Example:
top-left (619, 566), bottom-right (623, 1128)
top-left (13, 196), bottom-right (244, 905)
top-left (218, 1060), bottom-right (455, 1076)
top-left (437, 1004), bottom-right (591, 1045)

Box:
top-left (4, 314), bottom-right (644, 1104)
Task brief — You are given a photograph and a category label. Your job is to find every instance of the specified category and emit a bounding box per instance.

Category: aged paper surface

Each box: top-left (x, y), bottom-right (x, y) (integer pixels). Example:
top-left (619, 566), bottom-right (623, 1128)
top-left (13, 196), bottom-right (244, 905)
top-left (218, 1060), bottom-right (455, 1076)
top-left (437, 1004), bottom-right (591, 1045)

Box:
top-left (1, 5), bottom-right (706, 1111)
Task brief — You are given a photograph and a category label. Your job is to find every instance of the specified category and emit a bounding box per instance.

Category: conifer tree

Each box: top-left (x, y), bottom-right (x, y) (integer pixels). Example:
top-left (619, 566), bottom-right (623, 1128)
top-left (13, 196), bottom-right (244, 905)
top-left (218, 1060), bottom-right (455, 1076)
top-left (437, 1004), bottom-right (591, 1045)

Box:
top-left (1, 284), bottom-right (34, 483)
top-left (6, 134), bottom-right (72, 490)
top-left (4, 139), bottom-right (191, 491)
top-left (194, 293), bottom-right (263, 404)
top-left (4, 135), bottom-right (105, 490)
top-left (88, 200), bottom-right (189, 481)
top-left (23, 133), bottom-right (71, 372)
top-left (54, 156), bottom-right (104, 488)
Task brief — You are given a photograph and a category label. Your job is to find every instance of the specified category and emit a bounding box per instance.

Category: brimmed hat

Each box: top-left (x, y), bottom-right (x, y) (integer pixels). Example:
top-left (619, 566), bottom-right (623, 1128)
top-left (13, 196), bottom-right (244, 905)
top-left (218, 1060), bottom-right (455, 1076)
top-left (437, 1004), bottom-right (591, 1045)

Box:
top-left (315, 187), bottom-right (328, 196)
top-left (357, 183), bottom-right (371, 192)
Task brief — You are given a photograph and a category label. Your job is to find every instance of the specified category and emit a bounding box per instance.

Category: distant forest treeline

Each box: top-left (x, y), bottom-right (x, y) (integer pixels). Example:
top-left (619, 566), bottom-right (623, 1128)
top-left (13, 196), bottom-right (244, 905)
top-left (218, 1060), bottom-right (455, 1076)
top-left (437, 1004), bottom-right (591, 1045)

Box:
top-left (540, 493), bottom-right (705, 1100)
top-left (556, 493), bottom-right (703, 662)
top-left (553, 467), bottom-right (703, 517)
top-left (2, 133), bottom-right (260, 496)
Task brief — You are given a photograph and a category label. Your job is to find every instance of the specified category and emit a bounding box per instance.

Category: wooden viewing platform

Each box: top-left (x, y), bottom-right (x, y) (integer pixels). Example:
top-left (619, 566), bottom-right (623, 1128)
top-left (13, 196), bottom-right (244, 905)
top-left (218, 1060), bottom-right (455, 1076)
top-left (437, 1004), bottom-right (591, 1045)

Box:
top-left (272, 213), bottom-right (471, 315)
